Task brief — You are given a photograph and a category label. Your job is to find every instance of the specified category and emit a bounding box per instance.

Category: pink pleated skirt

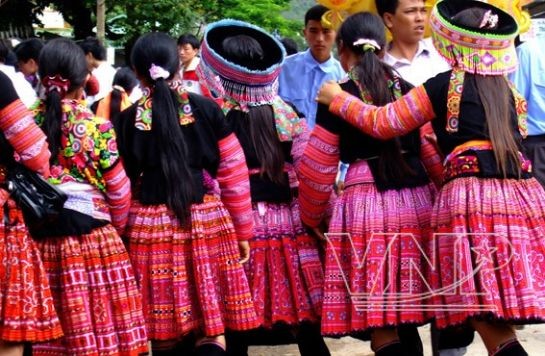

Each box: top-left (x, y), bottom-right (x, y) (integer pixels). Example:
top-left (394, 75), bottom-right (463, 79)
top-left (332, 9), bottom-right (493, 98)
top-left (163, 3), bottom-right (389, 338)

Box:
top-left (430, 176), bottom-right (545, 328)
top-left (321, 161), bottom-right (435, 335)
top-left (126, 195), bottom-right (259, 341)
top-left (33, 224), bottom-right (148, 356)
top-left (244, 199), bottom-right (324, 328)
top-left (0, 197), bottom-right (63, 343)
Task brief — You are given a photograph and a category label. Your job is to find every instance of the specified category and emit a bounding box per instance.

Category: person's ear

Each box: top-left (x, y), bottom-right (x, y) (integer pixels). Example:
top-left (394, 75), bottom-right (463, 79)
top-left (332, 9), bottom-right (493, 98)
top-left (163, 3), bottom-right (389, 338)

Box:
top-left (383, 13), bottom-right (394, 29)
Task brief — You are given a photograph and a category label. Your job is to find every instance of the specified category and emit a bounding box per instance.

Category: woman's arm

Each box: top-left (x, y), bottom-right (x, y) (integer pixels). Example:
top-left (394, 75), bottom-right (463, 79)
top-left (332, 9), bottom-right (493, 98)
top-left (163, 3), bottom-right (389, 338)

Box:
top-left (297, 123), bottom-right (340, 228)
top-left (0, 73), bottom-right (50, 176)
top-left (216, 133), bottom-right (254, 241)
top-left (317, 81), bottom-right (436, 140)
top-left (95, 119), bottom-right (131, 234)
top-left (419, 122), bottom-right (444, 187)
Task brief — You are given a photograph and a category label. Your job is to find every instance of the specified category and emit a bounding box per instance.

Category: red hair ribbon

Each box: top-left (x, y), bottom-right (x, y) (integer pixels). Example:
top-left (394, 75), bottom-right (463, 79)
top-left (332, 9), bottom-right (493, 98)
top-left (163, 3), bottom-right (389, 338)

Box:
top-left (42, 74), bottom-right (71, 97)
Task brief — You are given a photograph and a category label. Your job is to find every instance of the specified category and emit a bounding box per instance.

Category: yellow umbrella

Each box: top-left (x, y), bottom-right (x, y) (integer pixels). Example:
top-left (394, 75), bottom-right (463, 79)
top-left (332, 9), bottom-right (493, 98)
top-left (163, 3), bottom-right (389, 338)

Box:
top-left (317, 0), bottom-right (530, 36)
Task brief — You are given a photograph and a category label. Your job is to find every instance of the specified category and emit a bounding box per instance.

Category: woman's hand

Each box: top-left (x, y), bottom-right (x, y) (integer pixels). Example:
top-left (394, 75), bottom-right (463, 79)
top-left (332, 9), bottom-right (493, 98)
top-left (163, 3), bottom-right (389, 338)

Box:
top-left (238, 240), bottom-right (250, 264)
top-left (310, 226), bottom-right (327, 242)
top-left (316, 80), bottom-right (343, 106)
top-left (304, 223), bottom-right (327, 242)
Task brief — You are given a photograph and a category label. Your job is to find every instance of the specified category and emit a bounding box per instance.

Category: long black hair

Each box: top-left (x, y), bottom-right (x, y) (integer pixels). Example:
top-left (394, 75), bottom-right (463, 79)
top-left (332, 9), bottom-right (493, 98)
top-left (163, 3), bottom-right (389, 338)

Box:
top-left (222, 35), bottom-right (285, 184)
top-left (38, 38), bottom-right (88, 161)
top-left (451, 7), bottom-right (521, 177)
top-left (109, 67), bottom-right (138, 123)
top-left (131, 32), bottom-right (194, 224)
top-left (337, 12), bottom-right (415, 181)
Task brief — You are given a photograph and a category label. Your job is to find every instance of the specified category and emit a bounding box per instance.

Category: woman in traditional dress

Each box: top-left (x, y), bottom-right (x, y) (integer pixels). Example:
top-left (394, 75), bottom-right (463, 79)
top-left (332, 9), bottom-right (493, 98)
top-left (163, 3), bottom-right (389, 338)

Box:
top-left (316, 2), bottom-right (542, 355)
top-left (0, 70), bottom-right (63, 356)
top-left (31, 38), bottom-right (148, 356)
top-left (197, 20), bottom-right (329, 355)
top-left (115, 32), bottom-right (259, 356)
top-left (298, 11), bottom-right (442, 356)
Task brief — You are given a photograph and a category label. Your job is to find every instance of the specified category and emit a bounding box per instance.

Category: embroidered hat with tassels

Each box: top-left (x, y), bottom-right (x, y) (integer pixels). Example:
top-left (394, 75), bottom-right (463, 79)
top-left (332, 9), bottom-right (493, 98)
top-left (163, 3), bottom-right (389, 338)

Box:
top-left (197, 19), bottom-right (286, 107)
top-left (430, 0), bottom-right (519, 76)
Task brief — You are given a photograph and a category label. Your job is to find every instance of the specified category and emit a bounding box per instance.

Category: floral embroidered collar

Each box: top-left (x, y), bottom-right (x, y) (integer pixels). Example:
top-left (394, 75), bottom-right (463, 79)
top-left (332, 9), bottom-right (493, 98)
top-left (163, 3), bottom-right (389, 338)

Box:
top-left (347, 67), bottom-right (403, 104)
top-left (134, 86), bottom-right (195, 131)
top-left (32, 99), bottom-right (86, 126)
top-left (32, 98), bottom-right (116, 193)
top-left (445, 68), bottom-right (527, 137)
top-left (221, 96), bottom-right (304, 142)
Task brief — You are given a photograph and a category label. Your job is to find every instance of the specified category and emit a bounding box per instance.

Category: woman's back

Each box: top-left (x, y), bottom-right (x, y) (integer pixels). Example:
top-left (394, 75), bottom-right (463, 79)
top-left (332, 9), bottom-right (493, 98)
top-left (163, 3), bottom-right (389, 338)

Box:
top-left (117, 89), bottom-right (231, 205)
top-left (30, 37), bottom-right (148, 356)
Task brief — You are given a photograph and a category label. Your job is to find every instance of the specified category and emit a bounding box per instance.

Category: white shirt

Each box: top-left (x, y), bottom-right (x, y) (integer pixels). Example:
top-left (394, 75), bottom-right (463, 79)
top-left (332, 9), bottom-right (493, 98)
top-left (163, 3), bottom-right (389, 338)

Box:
top-left (0, 64), bottom-right (37, 108)
top-left (383, 38), bottom-right (450, 86)
top-left (89, 61), bottom-right (117, 105)
top-left (128, 84), bottom-right (143, 103)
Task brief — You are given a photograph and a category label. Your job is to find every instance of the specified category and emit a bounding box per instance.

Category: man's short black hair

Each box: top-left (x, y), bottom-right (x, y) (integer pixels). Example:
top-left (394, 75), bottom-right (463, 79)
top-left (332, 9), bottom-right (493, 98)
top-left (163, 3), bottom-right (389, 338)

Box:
top-left (14, 38), bottom-right (44, 63)
top-left (177, 33), bottom-right (200, 49)
top-left (375, 0), bottom-right (400, 18)
top-left (79, 37), bottom-right (107, 61)
top-left (304, 5), bottom-right (329, 26)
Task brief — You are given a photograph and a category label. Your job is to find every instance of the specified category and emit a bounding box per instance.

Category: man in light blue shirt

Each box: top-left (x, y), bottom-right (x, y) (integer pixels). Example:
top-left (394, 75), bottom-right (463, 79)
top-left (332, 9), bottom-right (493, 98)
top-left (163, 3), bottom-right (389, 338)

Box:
top-left (510, 35), bottom-right (545, 187)
top-left (278, 5), bottom-right (345, 129)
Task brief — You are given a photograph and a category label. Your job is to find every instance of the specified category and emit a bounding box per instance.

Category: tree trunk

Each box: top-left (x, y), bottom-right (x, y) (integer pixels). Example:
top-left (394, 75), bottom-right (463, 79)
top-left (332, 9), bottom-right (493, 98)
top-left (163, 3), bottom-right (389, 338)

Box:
top-left (61, 0), bottom-right (95, 40)
top-left (96, 0), bottom-right (106, 42)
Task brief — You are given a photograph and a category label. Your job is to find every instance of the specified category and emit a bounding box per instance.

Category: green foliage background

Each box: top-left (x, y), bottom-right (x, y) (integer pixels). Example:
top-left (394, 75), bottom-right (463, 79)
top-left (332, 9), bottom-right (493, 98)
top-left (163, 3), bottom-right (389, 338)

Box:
top-left (0, 0), bottom-right (312, 42)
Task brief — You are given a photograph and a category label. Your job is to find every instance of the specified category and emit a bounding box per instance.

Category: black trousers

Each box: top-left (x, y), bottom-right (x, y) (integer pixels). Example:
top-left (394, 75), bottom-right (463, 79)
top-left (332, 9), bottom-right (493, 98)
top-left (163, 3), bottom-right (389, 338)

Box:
top-left (431, 323), bottom-right (475, 356)
top-left (226, 322), bottom-right (329, 356)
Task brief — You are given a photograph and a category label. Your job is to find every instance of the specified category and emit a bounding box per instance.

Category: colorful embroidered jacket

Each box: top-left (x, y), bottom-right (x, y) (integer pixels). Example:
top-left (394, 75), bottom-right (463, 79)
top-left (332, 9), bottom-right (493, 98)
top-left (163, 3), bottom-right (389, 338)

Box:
top-left (32, 99), bottom-right (131, 235)
top-left (327, 70), bottom-right (528, 182)
top-left (298, 76), bottom-right (440, 227)
top-left (0, 71), bottom-right (50, 204)
top-left (115, 88), bottom-right (254, 240)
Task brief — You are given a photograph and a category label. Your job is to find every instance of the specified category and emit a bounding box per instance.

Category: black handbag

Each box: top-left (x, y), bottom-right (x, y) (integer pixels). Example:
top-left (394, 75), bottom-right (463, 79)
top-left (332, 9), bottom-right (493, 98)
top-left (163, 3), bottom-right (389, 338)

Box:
top-left (6, 162), bottom-right (67, 232)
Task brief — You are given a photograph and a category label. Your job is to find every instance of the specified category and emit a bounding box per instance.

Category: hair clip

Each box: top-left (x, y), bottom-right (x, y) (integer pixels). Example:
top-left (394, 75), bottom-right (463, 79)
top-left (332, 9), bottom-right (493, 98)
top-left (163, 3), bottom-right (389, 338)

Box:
top-left (112, 85), bottom-right (126, 93)
top-left (149, 63), bottom-right (170, 81)
top-left (352, 38), bottom-right (381, 52)
top-left (479, 10), bottom-right (499, 29)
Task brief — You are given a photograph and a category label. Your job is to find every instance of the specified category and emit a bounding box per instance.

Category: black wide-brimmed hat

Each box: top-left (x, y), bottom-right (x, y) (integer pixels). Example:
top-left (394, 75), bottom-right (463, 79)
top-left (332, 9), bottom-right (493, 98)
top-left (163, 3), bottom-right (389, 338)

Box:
top-left (430, 0), bottom-right (519, 75)
top-left (197, 19), bottom-right (286, 106)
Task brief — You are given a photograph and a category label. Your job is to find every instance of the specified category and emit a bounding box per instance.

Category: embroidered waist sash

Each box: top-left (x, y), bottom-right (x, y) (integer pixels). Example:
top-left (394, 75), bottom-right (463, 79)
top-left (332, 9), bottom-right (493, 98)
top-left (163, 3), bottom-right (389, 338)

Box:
top-left (443, 140), bottom-right (532, 183)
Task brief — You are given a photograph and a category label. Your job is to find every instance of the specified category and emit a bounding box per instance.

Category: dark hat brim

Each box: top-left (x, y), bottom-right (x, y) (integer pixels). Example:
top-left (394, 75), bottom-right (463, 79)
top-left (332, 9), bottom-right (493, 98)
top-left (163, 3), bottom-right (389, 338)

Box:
top-left (203, 19), bottom-right (285, 74)
top-left (206, 23), bottom-right (284, 71)
top-left (436, 0), bottom-right (518, 36)
top-left (198, 19), bottom-right (285, 106)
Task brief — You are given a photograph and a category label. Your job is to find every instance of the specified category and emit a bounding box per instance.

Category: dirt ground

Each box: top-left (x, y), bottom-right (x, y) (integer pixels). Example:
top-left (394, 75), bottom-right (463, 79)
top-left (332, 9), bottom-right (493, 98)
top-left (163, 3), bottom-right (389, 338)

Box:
top-left (249, 324), bottom-right (545, 355)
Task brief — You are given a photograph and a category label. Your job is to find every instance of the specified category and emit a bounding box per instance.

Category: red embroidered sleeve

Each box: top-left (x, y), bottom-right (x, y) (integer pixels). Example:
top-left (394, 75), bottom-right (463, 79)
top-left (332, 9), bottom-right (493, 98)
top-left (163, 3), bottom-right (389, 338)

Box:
top-left (329, 86), bottom-right (436, 140)
top-left (419, 122), bottom-right (444, 187)
top-left (291, 119), bottom-right (310, 168)
top-left (298, 125), bottom-right (340, 227)
top-left (286, 119), bottom-right (310, 189)
top-left (0, 99), bottom-right (50, 176)
top-left (216, 133), bottom-right (254, 241)
top-left (103, 161), bottom-right (131, 235)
